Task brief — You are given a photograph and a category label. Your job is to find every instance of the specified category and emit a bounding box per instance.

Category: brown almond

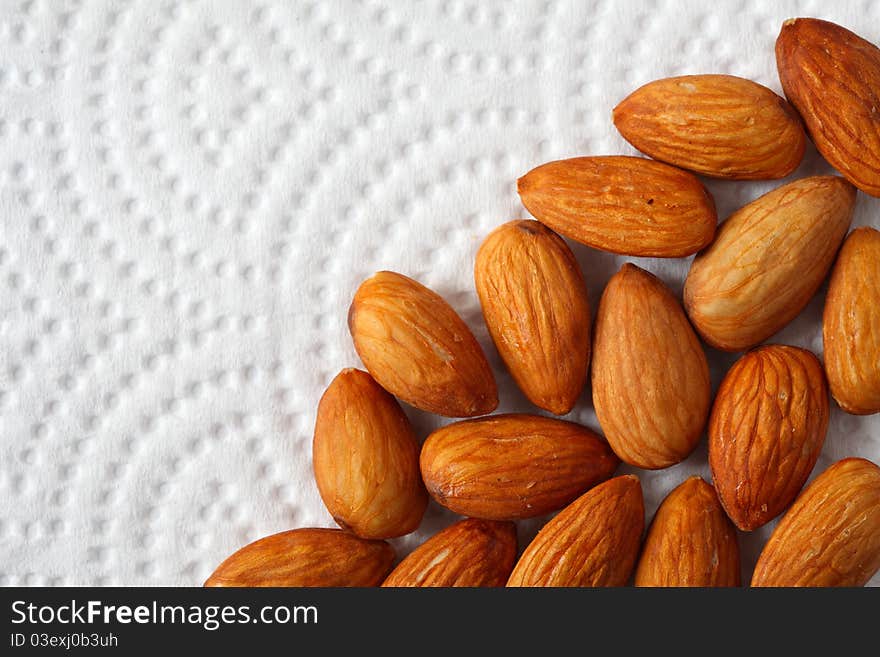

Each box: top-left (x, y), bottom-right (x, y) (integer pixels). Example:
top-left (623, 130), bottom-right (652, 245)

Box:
top-left (709, 345), bottom-right (829, 531)
top-left (683, 176), bottom-right (856, 352)
top-left (474, 220), bottom-right (590, 415)
top-left (777, 18), bottom-right (880, 196)
top-left (517, 155), bottom-right (717, 257)
top-left (420, 414), bottom-right (619, 520)
top-left (823, 227), bottom-right (880, 415)
top-left (752, 458), bottom-right (880, 587)
top-left (204, 528), bottom-right (395, 587)
top-left (506, 475), bottom-right (644, 587)
top-left (382, 519), bottom-right (517, 587)
top-left (634, 477), bottom-right (740, 587)
top-left (348, 270), bottom-right (497, 417)
top-left (313, 368), bottom-right (427, 539)
top-left (614, 74), bottom-right (805, 179)
top-left (592, 263), bottom-right (711, 469)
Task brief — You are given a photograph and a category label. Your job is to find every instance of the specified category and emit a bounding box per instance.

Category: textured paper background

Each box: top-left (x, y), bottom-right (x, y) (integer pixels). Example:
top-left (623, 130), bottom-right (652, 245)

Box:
top-left (0, 0), bottom-right (877, 586)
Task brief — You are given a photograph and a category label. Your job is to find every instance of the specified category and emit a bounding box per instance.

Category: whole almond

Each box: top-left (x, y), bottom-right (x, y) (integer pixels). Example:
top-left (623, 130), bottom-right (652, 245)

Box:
top-left (420, 414), bottom-right (619, 520)
top-left (313, 368), bottom-right (427, 539)
top-left (382, 519), bottom-right (517, 587)
top-left (614, 74), bottom-right (805, 179)
top-left (777, 18), bottom-right (880, 197)
top-left (506, 475), bottom-right (644, 587)
top-left (475, 220), bottom-right (590, 415)
top-left (592, 264), bottom-right (711, 469)
top-left (348, 270), bottom-right (497, 417)
top-left (517, 155), bottom-right (717, 257)
top-left (823, 227), bottom-right (880, 415)
top-left (752, 458), bottom-right (880, 587)
top-left (683, 176), bottom-right (856, 352)
top-left (709, 345), bottom-right (829, 531)
top-left (634, 477), bottom-right (740, 587)
top-left (204, 528), bottom-right (395, 587)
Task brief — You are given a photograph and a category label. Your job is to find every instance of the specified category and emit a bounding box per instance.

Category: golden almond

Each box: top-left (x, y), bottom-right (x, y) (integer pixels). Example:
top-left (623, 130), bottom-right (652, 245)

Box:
top-left (420, 413), bottom-right (619, 520)
top-left (517, 155), bottom-right (717, 257)
top-left (475, 219), bottom-right (590, 415)
top-left (313, 368), bottom-right (427, 539)
top-left (348, 270), bottom-right (497, 417)
top-left (614, 74), bottom-right (805, 179)
top-left (635, 477), bottom-right (740, 587)
top-left (683, 176), bottom-right (856, 352)
top-left (592, 263), bottom-right (711, 469)
top-left (752, 458), bottom-right (880, 587)
top-left (382, 519), bottom-right (517, 587)
top-left (506, 475), bottom-right (644, 587)
top-left (823, 227), bottom-right (880, 415)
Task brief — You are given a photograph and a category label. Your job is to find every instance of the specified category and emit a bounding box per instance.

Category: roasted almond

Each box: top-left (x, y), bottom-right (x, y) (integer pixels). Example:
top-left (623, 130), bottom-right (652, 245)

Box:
top-left (777, 18), bottom-right (880, 196)
top-left (752, 458), bottom-right (880, 587)
top-left (204, 528), bottom-right (395, 587)
top-left (823, 227), bottom-right (880, 415)
top-left (348, 270), bottom-right (497, 417)
top-left (592, 264), bottom-right (711, 469)
top-left (474, 220), bottom-right (590, 415)
top-left (420, 413), bottom-right (619, 520)
top-left (613, 74), bottom-right (805, 179)
top-left (517, 155), bottom-right (717, 257)
top-left (684, 176), bottom-right (856, 352)
top-left (634, 477), bottom-right (740, 587)
top-left (506, 475), bottom-right (644, 587)
top-left (313, 368), bottom-right (427, 539)
top-left (382, 519), bottom-right (517, 587)
top-left (709, 345), bottom-right (829, 531)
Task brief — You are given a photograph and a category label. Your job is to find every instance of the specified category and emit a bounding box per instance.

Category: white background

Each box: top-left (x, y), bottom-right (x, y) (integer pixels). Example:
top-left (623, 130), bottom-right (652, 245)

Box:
top-left (0, 0), bottom-right (877, 586)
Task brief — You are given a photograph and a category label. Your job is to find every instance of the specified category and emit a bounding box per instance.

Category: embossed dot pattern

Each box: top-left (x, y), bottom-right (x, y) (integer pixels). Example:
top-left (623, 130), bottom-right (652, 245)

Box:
top-left (0, 0), bottom-right (878, 586)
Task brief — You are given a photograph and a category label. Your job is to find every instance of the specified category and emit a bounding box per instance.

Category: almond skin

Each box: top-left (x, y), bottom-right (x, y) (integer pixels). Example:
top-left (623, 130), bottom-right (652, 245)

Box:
top-left (592, 264), bottom-right (711, 469)
top-left (313, 368), bottom-right (427, 539)
top-left (474, 220), bottom-right (590, 415)
top-left (823, 227), bottom-right (880, 415)
top-left (634, 477), bottom-right (740, 587)
top-left (381, 519), bottom-right (517, 587)
top-left (683, 176), bottom-right (856, 352)
top-left (709, 345), bottom-right (829, 531)
top-left (614, 74), bottom-right (805, 179)
top-left (777, 18), bottom-right (880, 197)
top-left (506, 475), bottom-right (644, 587)
top-left (204, 528), bottom-right (395, 587)
top-left (348, 271), bottom-right (497, 417)
top-left (420, 414), bottom-right (619, 520)
top-left (517, 155), bottom-right (717, 257)
top-left (752, 458), bottom-right (880, 587)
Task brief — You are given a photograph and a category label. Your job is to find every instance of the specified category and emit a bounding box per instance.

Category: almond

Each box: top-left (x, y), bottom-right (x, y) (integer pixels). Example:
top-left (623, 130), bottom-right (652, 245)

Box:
top-left (517, 155), bottom-right (717, 257)
top-left (592, 264), bottom-right (711, 469)
top-left (709, 345), bottom-right (829, 531)
top-left (823, 227), bottom-right (880, 415)
top-left (348, 270), bottom-right (497, 417)
top-left (313, 368), bottom-right (427, 539)
top-left (506, 475), bottom-right (644, 587)
top-left (474, 220), bottom-right (590, 415)
top-left (613, 74), bottom-right (805, 179)
top-left (381, 519), bottom-right (517, 587)
top-left (752, 458), bottom-right (880, 587)
top-left (634, 477), bottom-right (740, 587)
top-left (683, 176), bottom-right (856, 352)
top-left (204, 528), bottom-right (395, 587)
top-left (420, 414), bottom-right (619, 520)
top-left (776, 18), bottom-right (880, 197)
